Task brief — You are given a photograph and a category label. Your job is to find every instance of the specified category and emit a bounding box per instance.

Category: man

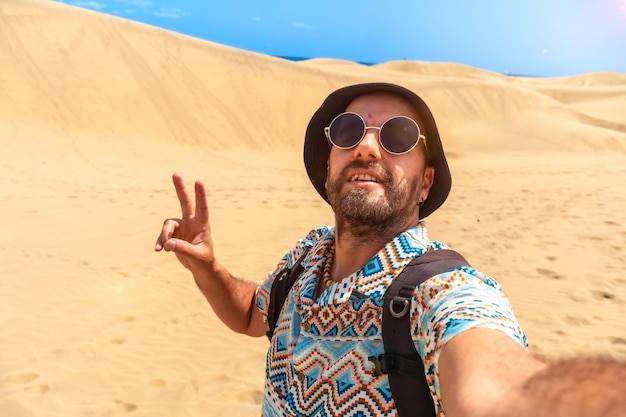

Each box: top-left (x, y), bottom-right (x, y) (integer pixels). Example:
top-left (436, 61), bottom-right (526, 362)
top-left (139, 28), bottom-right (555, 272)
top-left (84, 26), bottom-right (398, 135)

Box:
top-left (155, 83), bottom-right (626, 417)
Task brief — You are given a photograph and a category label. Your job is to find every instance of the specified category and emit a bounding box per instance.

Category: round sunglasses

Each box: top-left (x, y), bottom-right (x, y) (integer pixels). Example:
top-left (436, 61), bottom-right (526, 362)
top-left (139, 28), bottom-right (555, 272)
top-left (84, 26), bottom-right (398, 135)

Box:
top-left (324, 112), bottom-right (425, 155)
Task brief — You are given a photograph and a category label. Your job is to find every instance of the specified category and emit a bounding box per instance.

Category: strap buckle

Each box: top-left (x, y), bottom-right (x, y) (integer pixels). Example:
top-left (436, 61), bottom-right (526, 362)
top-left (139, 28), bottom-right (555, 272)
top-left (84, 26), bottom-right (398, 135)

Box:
top-left (368, 355), bottom-right (383, 376)
top-left (389, 296), bottom-right (410, 318)
top-left (369, 354), bottom-right (423, 377)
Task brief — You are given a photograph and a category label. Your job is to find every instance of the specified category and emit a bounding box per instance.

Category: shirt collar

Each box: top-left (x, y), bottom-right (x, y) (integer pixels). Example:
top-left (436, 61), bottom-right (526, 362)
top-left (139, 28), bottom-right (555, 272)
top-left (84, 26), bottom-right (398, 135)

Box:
top-left (300, 222), bottom-right (431, 306)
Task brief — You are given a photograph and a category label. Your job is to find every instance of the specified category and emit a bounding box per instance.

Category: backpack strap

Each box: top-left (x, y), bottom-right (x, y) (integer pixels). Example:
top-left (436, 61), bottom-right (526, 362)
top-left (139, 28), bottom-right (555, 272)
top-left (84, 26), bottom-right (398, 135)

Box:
top-left (369, 249), bottom-right (470, 417)
top-left (266, 249), bottom-right (310, 340)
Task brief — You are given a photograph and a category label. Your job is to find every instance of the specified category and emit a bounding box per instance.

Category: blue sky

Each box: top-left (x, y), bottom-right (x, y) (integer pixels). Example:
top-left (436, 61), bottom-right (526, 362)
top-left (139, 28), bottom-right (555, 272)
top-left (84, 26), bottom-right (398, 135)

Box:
top-left (54, 0), bottom-right (626, 77)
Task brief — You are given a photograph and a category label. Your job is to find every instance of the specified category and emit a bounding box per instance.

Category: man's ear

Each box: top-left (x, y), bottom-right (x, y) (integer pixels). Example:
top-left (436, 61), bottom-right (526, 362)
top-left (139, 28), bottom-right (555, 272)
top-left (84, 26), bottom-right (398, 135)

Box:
top-left (420, 166), bottom-right (435, 202)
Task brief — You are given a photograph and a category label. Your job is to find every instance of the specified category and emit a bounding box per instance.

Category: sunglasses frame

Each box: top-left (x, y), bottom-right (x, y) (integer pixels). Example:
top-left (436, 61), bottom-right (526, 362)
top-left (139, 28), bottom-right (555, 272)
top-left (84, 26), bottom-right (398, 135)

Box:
top-left (324, 112), bottom-right (426, 155)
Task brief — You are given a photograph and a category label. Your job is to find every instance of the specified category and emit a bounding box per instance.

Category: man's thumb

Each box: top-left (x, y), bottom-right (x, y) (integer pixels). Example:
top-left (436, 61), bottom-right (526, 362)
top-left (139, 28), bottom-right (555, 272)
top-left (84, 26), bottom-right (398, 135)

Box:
top-left (164, 238), bottom-right (178, 252)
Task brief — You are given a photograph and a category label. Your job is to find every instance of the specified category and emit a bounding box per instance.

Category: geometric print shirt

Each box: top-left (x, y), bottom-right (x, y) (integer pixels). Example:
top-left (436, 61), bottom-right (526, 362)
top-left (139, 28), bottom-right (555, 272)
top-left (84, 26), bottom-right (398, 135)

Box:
top-left (256, 222), bottom-right (528, 417)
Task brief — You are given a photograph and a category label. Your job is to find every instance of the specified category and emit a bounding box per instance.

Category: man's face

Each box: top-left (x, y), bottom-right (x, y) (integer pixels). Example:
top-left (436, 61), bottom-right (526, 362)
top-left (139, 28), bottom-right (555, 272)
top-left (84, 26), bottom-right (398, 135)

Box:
top-left (325, 92), bottom-right (434, 237)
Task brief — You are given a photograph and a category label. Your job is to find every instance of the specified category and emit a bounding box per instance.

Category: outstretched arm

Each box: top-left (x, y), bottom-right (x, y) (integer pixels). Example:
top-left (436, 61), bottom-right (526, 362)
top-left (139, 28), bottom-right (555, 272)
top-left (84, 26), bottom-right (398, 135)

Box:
top-left (439, 327), bottom-right (626, 417)
top-left (155, 173), bottom-right (266, 337)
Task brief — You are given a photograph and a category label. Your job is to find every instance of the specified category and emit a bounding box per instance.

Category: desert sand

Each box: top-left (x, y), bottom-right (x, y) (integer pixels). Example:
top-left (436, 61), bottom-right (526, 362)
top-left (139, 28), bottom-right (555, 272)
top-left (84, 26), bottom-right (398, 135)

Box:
top-left (1, 0), bottom-right (625, 416)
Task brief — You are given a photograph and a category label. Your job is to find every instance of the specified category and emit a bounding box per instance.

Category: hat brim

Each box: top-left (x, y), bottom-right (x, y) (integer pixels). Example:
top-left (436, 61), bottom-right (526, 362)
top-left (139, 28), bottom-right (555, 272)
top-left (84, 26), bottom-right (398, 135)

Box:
top-left (303, 82), bottom-right (451, 219)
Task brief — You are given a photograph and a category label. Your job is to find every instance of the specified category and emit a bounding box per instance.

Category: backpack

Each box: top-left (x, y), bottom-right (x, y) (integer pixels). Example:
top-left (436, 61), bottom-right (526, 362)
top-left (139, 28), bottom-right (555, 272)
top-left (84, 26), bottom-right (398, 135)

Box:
top-left (266, 248), bottom-right (470, 417)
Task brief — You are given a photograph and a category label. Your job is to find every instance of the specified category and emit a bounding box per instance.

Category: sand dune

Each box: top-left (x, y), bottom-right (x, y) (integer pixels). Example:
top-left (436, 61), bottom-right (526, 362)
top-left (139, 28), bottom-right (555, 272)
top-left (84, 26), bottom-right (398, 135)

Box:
top-left (1, 0), bottom-right (625, 416)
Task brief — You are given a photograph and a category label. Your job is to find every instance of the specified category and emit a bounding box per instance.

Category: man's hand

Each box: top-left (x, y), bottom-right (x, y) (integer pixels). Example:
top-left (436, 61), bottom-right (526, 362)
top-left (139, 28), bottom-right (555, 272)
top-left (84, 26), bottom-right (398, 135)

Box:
top-left (155, 173), bottom-right (216, 273)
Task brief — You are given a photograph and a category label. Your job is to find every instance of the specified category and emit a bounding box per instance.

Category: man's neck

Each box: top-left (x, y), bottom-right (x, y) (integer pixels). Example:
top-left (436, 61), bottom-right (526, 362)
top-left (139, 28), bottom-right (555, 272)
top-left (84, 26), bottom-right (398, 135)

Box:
top-left (332, 218), bottom-right (420, 280)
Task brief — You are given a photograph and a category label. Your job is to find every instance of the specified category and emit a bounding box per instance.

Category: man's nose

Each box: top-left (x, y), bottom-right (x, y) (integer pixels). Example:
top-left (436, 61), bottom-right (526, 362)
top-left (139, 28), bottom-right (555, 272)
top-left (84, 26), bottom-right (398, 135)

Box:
top-left (353, 128), bottom-right (382, 160)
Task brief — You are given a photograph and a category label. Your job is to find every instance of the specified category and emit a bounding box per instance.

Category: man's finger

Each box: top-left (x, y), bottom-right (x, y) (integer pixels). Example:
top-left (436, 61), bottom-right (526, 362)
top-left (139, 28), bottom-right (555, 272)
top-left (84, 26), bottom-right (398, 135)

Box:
top-left (172, 173), bottom-right (194, 218)
top-left (155, 218), bottom-right (180, 251)
top-left (194, 180), bottom-right (209, 223)
top-left (154, 236), bottom-right (164, 251)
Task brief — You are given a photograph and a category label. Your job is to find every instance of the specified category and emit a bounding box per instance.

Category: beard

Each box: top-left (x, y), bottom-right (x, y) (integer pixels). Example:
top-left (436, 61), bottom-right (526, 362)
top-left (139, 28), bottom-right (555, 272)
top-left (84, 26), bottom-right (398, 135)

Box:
top-left (326, 160), bottom-right (422, 240)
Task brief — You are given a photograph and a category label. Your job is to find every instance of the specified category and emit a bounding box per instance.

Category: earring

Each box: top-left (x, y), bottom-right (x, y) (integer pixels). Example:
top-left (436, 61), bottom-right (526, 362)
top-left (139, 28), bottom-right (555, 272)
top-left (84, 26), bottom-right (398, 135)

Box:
top-left (418, 197), bottom-right (425, 207)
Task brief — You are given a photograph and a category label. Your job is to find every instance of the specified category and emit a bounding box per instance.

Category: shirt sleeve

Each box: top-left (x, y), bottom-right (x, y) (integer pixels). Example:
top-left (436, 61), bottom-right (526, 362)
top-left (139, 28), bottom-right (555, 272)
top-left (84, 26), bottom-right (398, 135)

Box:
top-left (412, 267), bottom-right (528, 397)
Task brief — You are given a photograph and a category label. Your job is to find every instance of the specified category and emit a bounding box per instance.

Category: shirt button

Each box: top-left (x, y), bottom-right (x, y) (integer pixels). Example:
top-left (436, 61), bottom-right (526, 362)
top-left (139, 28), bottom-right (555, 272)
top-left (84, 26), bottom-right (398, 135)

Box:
top-left (297, 373), bottom-right (305, 383)
top-left (302, 322), bottom-right (310, 332)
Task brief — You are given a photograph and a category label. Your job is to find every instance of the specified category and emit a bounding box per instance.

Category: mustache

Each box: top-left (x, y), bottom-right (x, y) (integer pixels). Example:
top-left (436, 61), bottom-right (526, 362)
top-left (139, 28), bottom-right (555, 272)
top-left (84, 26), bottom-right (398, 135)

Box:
top-left (337, 160), bottom-right (393, 185)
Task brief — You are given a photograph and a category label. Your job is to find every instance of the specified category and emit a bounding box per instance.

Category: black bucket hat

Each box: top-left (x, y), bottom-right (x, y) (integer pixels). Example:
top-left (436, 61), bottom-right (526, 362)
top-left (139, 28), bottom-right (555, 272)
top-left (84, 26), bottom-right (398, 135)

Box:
top-left (303, 82), bottom-right (451, 219)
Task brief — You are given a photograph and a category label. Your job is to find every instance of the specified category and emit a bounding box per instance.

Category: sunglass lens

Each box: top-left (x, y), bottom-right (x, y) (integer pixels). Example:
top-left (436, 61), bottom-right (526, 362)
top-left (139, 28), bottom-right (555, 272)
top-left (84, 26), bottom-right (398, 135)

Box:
top-left (381, 117), bottom-right (419, 153)
top-left (329, 113), bottom-right (364, 148)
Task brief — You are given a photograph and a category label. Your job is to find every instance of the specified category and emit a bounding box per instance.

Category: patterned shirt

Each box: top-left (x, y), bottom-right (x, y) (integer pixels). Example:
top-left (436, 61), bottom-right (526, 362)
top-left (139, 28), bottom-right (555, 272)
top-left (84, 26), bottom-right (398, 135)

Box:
top-left (256, 222), bottom-right (527, 417)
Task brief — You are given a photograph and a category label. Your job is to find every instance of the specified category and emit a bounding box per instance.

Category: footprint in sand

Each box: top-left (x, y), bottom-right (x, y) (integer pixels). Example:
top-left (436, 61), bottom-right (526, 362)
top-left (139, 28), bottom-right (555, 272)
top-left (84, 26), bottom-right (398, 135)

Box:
top-left (0, 373), bottom-right (49, 395)
top-left (106, 315), bottom-right (137, 327)
top-left (115, 400), bottom-right (138, 413)
top-left (1, 373), bottom-right (39, 386)
top-left (536, 268), bottom-right (563, 280)
top-left (563, 315), bottom-right (591, 326)
top-left (147, 378), bottom-right (167, 388)
top-left (590, 290), bottom-right (620, 302)
top-left (24, 385), bottom-right (50, 394)
top-left (570, 288), bottom-right (622, 303)
top-left (234, 389), bottom-right (263, 405)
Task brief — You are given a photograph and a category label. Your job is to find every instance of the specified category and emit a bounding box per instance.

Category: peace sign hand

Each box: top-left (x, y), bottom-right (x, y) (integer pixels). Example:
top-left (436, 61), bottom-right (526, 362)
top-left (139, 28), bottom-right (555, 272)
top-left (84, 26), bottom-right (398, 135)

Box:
top-left (155, 173), bottom-right (216, 273)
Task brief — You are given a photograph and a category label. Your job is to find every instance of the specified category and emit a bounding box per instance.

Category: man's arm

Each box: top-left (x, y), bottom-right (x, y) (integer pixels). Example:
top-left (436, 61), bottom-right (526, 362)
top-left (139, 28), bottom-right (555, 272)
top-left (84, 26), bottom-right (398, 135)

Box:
top-left (439, 327), bottom-right (626, 417)
top-left (184, 257), bottom-right (266, 337)
top-left (155, 173), bottom-right (266, 337)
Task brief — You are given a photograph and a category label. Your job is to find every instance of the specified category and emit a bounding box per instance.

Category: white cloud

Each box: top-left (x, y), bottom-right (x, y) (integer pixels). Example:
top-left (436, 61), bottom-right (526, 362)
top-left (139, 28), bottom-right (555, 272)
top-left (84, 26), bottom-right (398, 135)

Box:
top-left (114, 0), bottom-right (152, 7)
top-left (74, 1), bottom-right (107, 10)
top-left (291, 22), bottom-right (313, 30)
top-left (153, 7), bottom-right (190, 19)
top-left (110, 0), bottom-right (152, 14)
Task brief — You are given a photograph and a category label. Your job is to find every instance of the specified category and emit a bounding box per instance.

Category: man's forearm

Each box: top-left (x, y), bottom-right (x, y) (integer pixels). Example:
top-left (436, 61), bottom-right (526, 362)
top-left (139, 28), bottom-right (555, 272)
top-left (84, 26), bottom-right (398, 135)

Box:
top-left (440, 329), bottom-right (626, 417)
top-left (192, 262), bottom-right (264, 336)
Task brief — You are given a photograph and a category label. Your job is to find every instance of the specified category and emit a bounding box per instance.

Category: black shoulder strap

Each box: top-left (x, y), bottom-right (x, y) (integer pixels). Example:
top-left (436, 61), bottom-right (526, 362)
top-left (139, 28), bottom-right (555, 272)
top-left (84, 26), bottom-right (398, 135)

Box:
top-left (372, 249), bottom-right (470, 417)
top-left (266, 247), bottom-right (470, 416)
top-left (266, 249), bottom-right (309, 340)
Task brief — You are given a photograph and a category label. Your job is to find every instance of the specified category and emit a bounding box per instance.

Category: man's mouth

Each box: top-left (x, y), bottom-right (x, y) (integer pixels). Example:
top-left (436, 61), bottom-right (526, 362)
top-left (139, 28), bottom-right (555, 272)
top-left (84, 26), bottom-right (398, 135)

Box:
top-left (349, 173), bottom-right (380, 183)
